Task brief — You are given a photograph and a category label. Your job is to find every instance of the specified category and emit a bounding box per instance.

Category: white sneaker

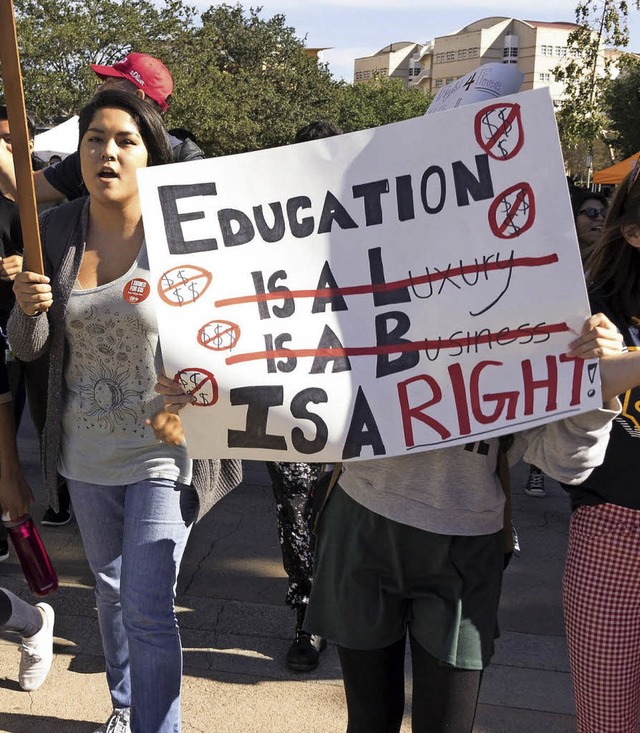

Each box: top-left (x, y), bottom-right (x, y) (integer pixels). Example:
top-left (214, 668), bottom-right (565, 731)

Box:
top-left (93, 707), bottom-right (131, 733)
top-left (19, 602), bottom-right (55, 691)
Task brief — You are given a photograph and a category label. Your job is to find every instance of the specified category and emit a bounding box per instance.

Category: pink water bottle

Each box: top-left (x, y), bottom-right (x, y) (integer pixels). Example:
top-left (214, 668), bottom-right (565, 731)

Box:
top-left (2, 513), bottom-right (58, 597)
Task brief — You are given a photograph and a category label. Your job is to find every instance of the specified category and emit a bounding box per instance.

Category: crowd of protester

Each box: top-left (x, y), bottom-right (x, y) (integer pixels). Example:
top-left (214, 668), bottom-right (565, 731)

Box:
top-left (2, 50), bottom-right (640, 733)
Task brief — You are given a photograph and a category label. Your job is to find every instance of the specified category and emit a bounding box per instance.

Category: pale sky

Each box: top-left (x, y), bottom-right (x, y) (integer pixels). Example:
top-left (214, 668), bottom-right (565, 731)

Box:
top-left (191, 0), bottom-right (640, 81)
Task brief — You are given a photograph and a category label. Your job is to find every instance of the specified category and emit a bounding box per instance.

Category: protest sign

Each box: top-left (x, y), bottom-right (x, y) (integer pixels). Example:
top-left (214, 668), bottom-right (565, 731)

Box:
top-left (138, 87), bottom-right (599, 462)
top-left (426, 62), bottom-right (524, 115)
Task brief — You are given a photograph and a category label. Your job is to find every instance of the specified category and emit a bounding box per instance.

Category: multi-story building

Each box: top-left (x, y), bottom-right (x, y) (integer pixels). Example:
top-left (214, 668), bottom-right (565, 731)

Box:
top-left (354, 16), bottom-right (607, 104)
top-left (354, 41), bottom-right (425, 85)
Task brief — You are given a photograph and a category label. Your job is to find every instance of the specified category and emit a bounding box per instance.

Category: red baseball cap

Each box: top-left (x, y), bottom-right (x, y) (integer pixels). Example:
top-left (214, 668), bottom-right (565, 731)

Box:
top-left (90, 53), bottom-right (173, 111)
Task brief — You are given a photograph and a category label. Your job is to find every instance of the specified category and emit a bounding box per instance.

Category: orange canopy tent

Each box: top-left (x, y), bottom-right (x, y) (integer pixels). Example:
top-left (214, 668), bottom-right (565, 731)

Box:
top-left (593, 152), bottom-right (640, 185)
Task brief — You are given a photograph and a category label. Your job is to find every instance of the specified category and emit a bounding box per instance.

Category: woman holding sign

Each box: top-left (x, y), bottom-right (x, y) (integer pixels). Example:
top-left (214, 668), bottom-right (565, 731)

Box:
top-left (8, 89), bottom-right (241, 733)
top-left (300, 358), bottom-right (620, 733)
top-left (563, 165), bottom-right (640, 733)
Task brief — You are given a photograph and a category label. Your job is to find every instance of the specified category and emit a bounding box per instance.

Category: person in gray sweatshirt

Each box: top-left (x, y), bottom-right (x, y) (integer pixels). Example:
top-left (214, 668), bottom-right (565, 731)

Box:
top-left (299, 314), bottom-right (626, 733)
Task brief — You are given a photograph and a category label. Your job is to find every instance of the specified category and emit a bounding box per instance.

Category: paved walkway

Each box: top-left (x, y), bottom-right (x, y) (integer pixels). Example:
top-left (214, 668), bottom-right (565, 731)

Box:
top-left (0, 415), bottom-right (578, 732)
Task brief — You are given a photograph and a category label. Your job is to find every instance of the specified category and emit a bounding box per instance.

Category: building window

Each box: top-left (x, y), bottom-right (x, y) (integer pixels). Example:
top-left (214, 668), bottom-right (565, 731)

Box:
top-left (540, 44), bottom-right (553, 56)
top-left (446, 51), bottom-right (455, 61)
top-left (468, 47), bottom-right (479, 57)
top-left (355, 71), bottom-right (364, 80)
top-left (363, 70), bottom-right (371, 79)
top-left (457, 49), bottom-right (467, 59)
top-left (435, 79), bottom-right (444, 87)
top-left (539, 72), bottom-right (551, 82)
top-left (435, 53), bottom-right (446, 63)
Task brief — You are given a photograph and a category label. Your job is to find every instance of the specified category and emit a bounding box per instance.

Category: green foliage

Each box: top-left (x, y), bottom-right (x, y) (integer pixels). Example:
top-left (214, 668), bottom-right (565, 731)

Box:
top-left (1, 0), bottom-right (195, 121)
top-left (602, 54), bottom-right (640, 157)
top-left (335, 77), bottom-right (431, 133)
top-left (164, 4), bottom-right (341, 155)
top-left (0, 1), bottom-right (431, 155)
top-left (554, 0), bottom-right (640, 150)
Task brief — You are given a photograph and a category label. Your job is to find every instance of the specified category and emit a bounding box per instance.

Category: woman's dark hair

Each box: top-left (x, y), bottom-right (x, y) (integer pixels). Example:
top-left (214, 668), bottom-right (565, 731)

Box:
top-left (585, 169), bottom-right (640, 321)
top-left (570, 187), bottom-right (608, 220)
top-left (78, 89), bottom-right (172, 167)
top-left (294, 119), bottom-right (343, 143)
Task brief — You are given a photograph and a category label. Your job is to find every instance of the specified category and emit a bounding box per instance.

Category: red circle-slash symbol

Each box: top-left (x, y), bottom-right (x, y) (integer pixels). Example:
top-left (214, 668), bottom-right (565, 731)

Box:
top-left (488, 182), bottom-right (536, 239)
top-left (158, 265), bottom-right (212, 307)
top-left (197, 320), bottom-right (241, 352)
top-left (174, 368), bottom-right (218, 407)
top-left (475, 103), bottom-right (524, 161)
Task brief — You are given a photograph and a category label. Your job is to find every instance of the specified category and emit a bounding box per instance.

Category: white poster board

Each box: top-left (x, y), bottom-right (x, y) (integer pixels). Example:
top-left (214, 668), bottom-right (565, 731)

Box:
top-left (138, 88), bottom-right (599, 462)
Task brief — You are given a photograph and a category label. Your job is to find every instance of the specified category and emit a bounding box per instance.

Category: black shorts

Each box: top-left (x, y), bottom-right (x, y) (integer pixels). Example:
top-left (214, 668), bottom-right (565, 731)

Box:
top-left (305, 485), bottom-right (504, 670)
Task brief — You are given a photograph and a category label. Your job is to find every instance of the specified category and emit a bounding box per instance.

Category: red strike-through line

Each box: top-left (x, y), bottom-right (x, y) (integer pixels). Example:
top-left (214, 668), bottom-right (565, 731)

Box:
top-left (225, 322), bottom-right (571, 366)
top-left (485, 105), bottom-right (520, 152)
top-left (215, 253), bottom-right (558, 308)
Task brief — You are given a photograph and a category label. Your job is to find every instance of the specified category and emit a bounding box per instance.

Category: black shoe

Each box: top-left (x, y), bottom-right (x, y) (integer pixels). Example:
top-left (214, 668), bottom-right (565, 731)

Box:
top-left (41, 506), bottom-right (72, 527)
top-left (0, 539), bottom-right (9, 561)
top-left (286, 628), bottom-right (326, 672)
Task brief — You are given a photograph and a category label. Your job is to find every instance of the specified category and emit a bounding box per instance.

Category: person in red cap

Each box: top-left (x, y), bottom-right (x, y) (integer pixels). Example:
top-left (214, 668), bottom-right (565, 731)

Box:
top-left (90, 53), bottom-right (173, 113)
top-left (0, 52), bottom-right (203, 206)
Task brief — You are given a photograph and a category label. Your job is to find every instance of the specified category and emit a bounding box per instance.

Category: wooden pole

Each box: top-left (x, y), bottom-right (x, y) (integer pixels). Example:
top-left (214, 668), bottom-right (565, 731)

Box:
top-left (0, 0), bottom-right (44, 275)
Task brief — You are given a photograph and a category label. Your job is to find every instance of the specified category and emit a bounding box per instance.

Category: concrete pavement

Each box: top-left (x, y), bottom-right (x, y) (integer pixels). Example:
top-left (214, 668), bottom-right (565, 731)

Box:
top-left (0, 414), bottom-right (578, 732)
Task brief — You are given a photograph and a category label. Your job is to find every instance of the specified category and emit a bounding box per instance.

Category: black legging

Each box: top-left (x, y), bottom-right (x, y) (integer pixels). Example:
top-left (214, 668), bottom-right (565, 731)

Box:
top-left (338, 634), bottom-right (482, 733)
top-left (0, 588), bottom-right (42, 638)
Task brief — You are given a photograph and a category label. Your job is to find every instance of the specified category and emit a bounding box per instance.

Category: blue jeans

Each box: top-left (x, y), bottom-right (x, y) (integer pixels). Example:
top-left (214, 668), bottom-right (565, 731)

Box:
top-left (68, 477), bottom-right (197, 733)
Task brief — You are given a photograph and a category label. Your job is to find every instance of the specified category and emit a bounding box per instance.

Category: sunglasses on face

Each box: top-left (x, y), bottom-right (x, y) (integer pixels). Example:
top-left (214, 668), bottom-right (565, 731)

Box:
top-left (578, 207), bottom-right (607, 221)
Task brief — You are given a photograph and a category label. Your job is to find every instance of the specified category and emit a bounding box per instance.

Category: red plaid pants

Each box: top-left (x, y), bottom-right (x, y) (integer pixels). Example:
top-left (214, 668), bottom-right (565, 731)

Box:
top-left (564, 503), bottom-right (640, 733)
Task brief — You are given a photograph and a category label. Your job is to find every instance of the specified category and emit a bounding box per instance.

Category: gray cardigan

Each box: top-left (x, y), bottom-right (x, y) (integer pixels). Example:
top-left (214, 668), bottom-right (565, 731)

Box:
top-left (8, 197), bottom-right (242, 519)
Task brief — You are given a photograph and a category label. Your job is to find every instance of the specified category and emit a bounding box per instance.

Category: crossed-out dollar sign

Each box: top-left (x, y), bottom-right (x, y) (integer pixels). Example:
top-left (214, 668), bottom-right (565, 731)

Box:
top-left (475, 103), bottom-right (523, 163)
top-left (488, 183), bottom-right (536, 240)
top-left (158, 265), bottom-right (212, 307)
top-left (173, 368), bottom-right (218, 407)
